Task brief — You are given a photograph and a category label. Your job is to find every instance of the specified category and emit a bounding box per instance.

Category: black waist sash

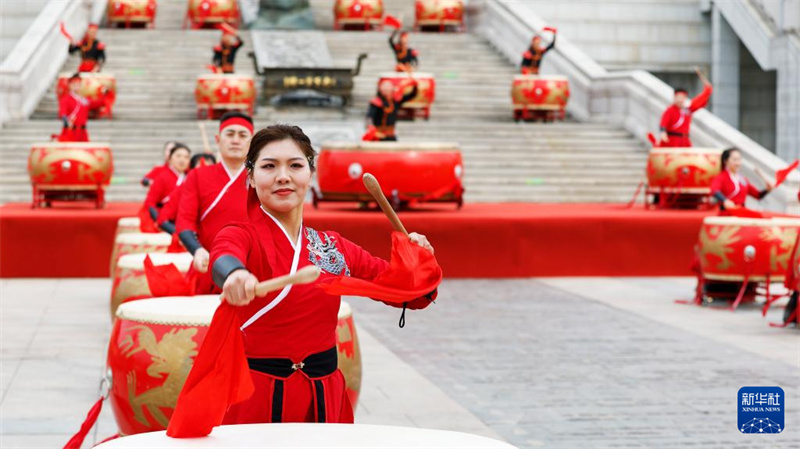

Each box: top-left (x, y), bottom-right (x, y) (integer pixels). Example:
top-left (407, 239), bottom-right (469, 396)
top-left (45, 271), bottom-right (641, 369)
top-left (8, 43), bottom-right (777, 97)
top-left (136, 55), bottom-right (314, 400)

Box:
top-left (247, 347), bottom-right (338, 423)
top-left (667, 131), bottom-right (688, 137)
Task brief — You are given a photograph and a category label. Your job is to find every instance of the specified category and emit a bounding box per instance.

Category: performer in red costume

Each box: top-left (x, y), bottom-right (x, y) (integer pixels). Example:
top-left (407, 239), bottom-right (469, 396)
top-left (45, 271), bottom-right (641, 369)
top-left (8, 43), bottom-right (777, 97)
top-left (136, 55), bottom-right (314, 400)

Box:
top-left (710, 148), bottom-right (773, 210)
top-left (142, 144), bottom-right (191, 222)
top-left (68, 24), bottom-right (106, 73)
top-left (365, 79), bottom-right (418, 141)
top-left (176, 112), bottom-right (253, 293)
top-left (521, 28), bottom-right (556, 75)
top-left (212, 26), bottom-right (244, 74)
top-left (658, 68), bottom-right (713, 147)
top-left (209, 124), bottom-right (437, 424)
top-left (57, 74), bottom-right (106, 142)
top-left (142, 141), bottom-right (186, 187)
top-left (158, 153), bottom-right (217, 235)
top-left (389, 30), bottom-right (418, 72)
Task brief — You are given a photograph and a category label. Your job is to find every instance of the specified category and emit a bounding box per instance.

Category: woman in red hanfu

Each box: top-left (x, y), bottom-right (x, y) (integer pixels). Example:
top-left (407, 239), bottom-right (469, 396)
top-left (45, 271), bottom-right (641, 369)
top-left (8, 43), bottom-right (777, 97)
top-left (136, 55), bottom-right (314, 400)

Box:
top-left (711, 148), bottom-right (773, 211)
top-left (142, 144), bottom-right (191, 222)
top-left (206, 124), bottom-right (438, 425)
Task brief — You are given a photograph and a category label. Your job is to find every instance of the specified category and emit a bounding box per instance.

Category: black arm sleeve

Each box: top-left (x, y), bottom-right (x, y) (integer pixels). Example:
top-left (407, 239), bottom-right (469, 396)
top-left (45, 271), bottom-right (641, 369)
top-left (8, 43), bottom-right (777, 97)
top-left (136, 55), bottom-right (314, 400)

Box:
top-left (141, 177), bottom-right (152, 187)
top-left (213, 50), bottom-right (222, 66)
top-left (400, 84), bottom-right (419, 104)
top-left (160, 220), bottom-right (176, 235)
top-left (97, 48), bottom-right (106, 64)
top-left (367, 103), bottom-right (379, 124)
top-left (68, 44), bottom-right (79, 54)
top-left (213, 255), bottom-right (246, 289)
top-left (148, 207), bottom-right (159, 222)
top-left (712, 191), bottom-right (727, 204)
top-left (758, 189), bottom-right (770, 199)
top-left (546, 34), bottom-right (556, 52)
top-left (179, 230), bottom-right (203, 255)
top-left (389, 31), bottom-right (397, 51)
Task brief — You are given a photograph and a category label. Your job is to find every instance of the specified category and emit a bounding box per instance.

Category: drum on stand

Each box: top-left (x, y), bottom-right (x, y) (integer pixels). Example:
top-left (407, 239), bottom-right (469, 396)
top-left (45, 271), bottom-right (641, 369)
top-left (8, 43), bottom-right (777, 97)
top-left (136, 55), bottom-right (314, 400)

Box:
top-left (109, 233), bottom-right (172, 276)
top-left (333, 0), bottom-right (384, 30)
top-left (115, 217), bottom-right (142, 238)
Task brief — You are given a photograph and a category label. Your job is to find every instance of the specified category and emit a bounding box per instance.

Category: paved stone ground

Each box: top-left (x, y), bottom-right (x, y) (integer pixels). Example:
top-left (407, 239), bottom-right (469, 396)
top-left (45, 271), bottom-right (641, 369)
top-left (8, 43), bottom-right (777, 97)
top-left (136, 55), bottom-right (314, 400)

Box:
top-left (1, 278), bottom-right (798, 448)
top-left (347, 278), bottom-right (800, 449)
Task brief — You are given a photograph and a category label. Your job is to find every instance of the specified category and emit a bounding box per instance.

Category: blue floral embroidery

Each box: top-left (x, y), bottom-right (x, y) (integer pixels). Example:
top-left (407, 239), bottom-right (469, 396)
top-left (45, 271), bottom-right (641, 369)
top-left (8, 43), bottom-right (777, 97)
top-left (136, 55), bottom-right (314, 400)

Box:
top-left (306, 228), bottom-right (350, 276)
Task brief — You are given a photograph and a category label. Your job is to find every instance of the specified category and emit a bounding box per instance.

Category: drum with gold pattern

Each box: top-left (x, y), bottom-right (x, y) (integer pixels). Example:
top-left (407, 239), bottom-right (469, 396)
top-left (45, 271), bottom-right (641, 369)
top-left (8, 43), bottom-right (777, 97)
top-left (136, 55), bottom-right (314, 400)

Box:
top-left (195, 74), bottom-right (256, 119)
top-left (697, 216), bottom-right (800, 282)
top-left (110, 253), bottom-right (193, 320)
top-left (415, 0), bottom-right (464, 31)
top-left (647, 148), bottom-right (721, 194)
top-left (333, 0), bottom-right (384, 30)
top-left (56, 72), bottom-right (117, 119)
top-left (115, 217), bottom-right (142, 238)
top-left (107, 0), bottom-right (157, 27)
top-left (316, 141), bottom-right (464, 208)
top-left (377, 73), bottom-right (436, 120)
top-left (107, 297), bottom-right (362, 435)
top-left (511, 75), bottom-right (569, 121)
top-left (28, 142), bottom-right (113, 208)
top-left (110, 233), bottom-right (172, 277)
top-left (185, 0), bottom-right (240, 29)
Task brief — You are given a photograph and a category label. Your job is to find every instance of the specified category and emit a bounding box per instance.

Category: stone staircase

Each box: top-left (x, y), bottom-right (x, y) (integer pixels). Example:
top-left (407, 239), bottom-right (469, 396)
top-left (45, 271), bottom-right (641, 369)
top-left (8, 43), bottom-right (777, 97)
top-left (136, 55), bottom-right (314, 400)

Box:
top-left (0, 0), bottom-right (647, 204)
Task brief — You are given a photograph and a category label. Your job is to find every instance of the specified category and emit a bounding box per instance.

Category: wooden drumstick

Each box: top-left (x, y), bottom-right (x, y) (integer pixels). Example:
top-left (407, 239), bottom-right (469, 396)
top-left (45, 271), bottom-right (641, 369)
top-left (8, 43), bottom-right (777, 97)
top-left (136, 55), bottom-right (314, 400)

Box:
top-left (753, 167), bottom-right (773, 187)
top-left (362, 173), bottom-right (409, 236)
top-left (197, 121), bottom-right (213, 155)
top-left (254, 265), bottom-right (320, 297)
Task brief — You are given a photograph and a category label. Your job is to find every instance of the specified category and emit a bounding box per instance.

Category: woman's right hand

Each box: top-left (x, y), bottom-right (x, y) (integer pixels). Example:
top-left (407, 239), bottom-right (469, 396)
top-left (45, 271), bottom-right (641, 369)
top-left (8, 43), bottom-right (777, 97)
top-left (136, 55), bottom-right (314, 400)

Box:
top-left (723, 199), bottom-right (737, 210)
top-left (223, 269), bottom-right (258, 306)
top-left (193, 248), bottom-right (210, 273)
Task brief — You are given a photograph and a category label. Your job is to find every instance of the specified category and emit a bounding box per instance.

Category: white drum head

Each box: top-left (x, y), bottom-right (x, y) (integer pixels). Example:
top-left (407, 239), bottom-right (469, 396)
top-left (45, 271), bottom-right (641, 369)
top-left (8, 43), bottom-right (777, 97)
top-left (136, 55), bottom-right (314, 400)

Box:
top-left (115, 295), bottom-right (220, 326)
top-left (116, 252), bottom-right (193, 271)
top-left (114, 232), bottom-right (172, 246)
top-left (703, 216), bottom-right (800, 227)
top-left (338, 300), bottom-right (352, 319)
top-left (117, 217), bottom-right (140, 227)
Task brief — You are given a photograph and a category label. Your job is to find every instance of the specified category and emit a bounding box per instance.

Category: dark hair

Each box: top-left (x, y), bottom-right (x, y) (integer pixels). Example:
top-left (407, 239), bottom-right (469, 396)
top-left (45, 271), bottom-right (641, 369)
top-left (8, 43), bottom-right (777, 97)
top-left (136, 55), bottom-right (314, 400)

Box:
top-left (69, 73), bottom-right (81, 81)
top-left (720, 147), bottom-right (741, 168)
top-left (245, 124), bottom-right (316, 173)
top-left (674, 87), bottom-right (688, 95)
top-left (219, 111), bottom-right (253, 126)
top-left (190, 153), bottom-right (216, 168)
top-left (169, 143), bottom-right (191, 157)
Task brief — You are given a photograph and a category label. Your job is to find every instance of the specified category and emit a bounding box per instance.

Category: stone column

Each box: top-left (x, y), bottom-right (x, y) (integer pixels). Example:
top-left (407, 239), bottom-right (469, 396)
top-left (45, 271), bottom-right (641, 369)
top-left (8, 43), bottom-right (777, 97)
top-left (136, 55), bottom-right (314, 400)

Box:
top-left (710, 6), bottom-right (740, 128)
top-left (773, 36), bottom-right (800, 161)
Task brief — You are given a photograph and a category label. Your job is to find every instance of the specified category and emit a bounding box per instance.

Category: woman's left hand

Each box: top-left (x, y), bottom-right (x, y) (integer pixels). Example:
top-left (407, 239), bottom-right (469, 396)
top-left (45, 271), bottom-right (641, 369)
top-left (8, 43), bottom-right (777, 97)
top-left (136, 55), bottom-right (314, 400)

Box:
top-left (408, 232), bottom-right (434, 254)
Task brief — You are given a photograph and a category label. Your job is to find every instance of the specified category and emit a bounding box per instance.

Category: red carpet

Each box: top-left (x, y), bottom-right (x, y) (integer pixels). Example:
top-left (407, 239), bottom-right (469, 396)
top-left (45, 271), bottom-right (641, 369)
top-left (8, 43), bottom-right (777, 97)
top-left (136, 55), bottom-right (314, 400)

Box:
top-left (0, 202), bottom-right (711, 278)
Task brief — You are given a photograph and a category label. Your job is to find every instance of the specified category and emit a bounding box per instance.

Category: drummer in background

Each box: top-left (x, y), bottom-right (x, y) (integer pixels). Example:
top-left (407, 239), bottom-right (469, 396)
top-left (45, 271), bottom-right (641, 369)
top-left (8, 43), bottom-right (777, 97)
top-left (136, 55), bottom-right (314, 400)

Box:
top-left (143, 144), bottom-right (192, 222)
top-left (364, 79), bottom-right (418, 141)
top-left (213, 26), bottom-right (244, 74)
top-left (142, 141), bottom-right (189, 187)
top-left (390, 30), bottom-right (418, 72)
top-left (521, 27), bottom-right (556, 75)
top-left (176, 112), bottom-right (253, 293)
top-left (69, 23), bottom-right (105, 73)
top-left (158, 153), bottom-right (217, 235)
top-left (711, 148), bottom-right (773, 210)
top-left (57, 74), bottom-right (106, 142)
top-left (211, 124), bottom-right (436, 424)
top-left (658, 68), bottom-right (712, 147)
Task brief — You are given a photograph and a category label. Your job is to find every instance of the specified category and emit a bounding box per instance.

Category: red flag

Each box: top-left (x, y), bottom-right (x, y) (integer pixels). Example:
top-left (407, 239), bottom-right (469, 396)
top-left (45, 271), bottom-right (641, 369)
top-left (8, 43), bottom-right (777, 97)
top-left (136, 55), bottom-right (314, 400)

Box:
top-left (647, 132), bottom-right (658, 147)
top-left (143, 255), bottom-right (196, 297)
top-left (384, 14), bottom-right (402, 29)
top-left (59, 22), bottom-right (73, 41)
top-left (543, 26), bottom-right (557, 33)
top-left (63, 398), bottom-right (104, 449)
top-left (318, 232), bottom-right (443, 304)
top-left (167, 302), bottom-right (254, 438)
top-left (775, 160), bottom-right (799, 187)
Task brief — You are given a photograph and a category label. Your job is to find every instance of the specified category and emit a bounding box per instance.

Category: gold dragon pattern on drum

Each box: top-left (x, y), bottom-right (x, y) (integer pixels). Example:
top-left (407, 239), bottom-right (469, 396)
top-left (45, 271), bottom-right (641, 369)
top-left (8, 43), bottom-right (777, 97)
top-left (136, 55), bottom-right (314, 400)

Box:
top-left (29, 147), bottom-right (112, 184)
top-left (699, 225), bottom-right (741, 271)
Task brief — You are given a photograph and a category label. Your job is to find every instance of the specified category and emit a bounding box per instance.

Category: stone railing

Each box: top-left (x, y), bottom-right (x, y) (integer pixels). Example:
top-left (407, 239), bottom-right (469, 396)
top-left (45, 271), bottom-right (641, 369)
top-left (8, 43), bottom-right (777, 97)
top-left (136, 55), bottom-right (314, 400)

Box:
top-left (0, 0), bottom-right (92, 126)
top-left (475, 0), bottom-right (798, 212)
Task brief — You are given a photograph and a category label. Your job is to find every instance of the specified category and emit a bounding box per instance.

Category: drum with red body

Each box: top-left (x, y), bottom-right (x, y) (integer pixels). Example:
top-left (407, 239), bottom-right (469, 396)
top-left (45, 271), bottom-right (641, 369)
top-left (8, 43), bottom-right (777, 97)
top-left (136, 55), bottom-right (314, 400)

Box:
top-left (107, 297), bottom-right (362, 435)
top-left (56, 72), bottom-right (117, 119)
top-left (115, 217), bottom-right (142, 238)
top-left (107, 0), bottom-right (157, 27)
top-left (646, 147), bottom-right (722, 208)
top-left (377, 73), bottom-right (436, 120)
top-left (511, 75), bottom-right (570, 122)
top-left (110, 252), bottom-right (193, 320)
top-left (195, 74), bottom-right (256, 119)
top-left (697, 216), bottom-right (800, 283)
top-left (316, 142), bottom-right (464, 208)
top-left (415, 0), bottom-right (464, 31)
top-left (333, 0), bottom-right (384, 30)
top-left (28, 142), bottom-right (113, 209)
top-left (185, 0), bottom-right (240, 29)
top-left (110, 233), bottom-right (173, 277)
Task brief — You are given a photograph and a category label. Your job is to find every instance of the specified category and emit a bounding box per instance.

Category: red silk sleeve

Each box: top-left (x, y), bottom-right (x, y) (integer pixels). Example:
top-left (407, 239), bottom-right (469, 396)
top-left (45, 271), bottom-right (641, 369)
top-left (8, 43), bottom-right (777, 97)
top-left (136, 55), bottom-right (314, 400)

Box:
top-left (143, 177), bottom-right (165, 210)
top-left (210, 225), bottom-right (252, 272)
top-left (659, 107), bottom-right (674, 131)
top-left (158, 185), bottom-right (183, 226)
top-left (336, 233), bottom-right (389, 282)
top-left (690, 84), bottom-right (713, 112)
top-left (176, 170), bottom-right (201, 234)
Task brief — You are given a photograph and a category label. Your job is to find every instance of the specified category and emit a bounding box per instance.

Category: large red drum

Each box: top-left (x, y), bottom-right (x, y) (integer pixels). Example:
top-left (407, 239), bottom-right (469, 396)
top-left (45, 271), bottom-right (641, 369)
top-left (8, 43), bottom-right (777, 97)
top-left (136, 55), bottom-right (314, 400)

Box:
top-left (115, 217), bottom-right (142, 238)
top-left (110, 233), bottom-right (173, 277)
top-left (185, 0), bottom-right (240, 29)
top-left (647, 148), bottom-right (721, 193)
top-left (316, 142), bottom-right (464, 208)
top-left (698, 216), bottom-right (800, 282)
top-left (56, 72), bottom-right (117, 119)
top-left (511, 75), bottom-right (570, 122)
top-left (195, 74), bottom-right (256, 119)
top-left (108, 297), bottom-right (363, 435)
top-left (28, 142), bottom-right (113, 209)
top-left (377, 73), bottom-right (436, 120)
top-left (107, 0), bottom-right (157, 27)
top-left (110, 252), bottom-right (193, 319)
top-left (415, 0), bottom-right (464, 31)
top-left (333, 0), bottom-right (384, 30)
